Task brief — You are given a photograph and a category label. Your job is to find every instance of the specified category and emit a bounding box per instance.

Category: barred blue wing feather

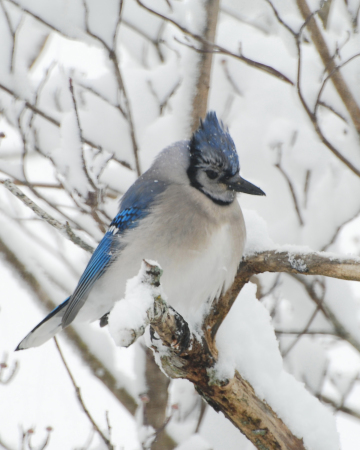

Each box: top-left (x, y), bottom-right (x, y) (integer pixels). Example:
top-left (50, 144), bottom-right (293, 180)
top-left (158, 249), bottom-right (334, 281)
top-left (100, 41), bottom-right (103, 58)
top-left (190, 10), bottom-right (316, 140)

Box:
top-left (16, 178), bottom-right (168, 350)
top-left (61, 178), bottom-right (168, 327)
top-left (61, 206), bottom-right (148, 327)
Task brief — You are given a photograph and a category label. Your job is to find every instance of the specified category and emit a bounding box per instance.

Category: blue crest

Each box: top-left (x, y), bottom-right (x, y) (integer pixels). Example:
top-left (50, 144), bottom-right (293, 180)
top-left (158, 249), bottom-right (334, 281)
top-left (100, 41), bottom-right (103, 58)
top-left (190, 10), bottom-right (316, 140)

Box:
top-left (189, 111), bottom-right (239, 176)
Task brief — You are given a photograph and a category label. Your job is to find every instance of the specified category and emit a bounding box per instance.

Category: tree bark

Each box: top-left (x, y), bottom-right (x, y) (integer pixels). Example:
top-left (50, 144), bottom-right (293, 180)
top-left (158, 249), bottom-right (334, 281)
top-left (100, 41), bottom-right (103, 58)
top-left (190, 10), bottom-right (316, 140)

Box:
top-left (144, 347), bottom-right (175, 450)
top-left (189, 0), bottom-right (220, 134)
top-left (139, 262), bottom-right (307, 450)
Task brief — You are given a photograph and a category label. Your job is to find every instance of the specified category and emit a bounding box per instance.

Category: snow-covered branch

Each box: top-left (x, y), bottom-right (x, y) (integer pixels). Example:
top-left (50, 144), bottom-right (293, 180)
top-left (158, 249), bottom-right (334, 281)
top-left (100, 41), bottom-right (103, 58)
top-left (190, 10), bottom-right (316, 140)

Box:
top-left (135, 0), bottom-right (294, 86)
top-left (1, 179), bottom-right (94, 253)
top-left (296, 0), bottom-right (360, 135)
top-left (110, 260), bottom-right (307, 450)
top-left (243, 249), bottom-right (360, 282)
top-left (203, 248), bottom-right (360, 350)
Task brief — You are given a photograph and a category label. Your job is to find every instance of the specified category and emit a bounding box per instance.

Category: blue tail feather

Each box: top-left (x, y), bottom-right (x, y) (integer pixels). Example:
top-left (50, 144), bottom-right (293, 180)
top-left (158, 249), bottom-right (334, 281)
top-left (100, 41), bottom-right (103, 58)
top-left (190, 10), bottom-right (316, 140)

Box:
top-left (15, 297), bottom-right (70, 351)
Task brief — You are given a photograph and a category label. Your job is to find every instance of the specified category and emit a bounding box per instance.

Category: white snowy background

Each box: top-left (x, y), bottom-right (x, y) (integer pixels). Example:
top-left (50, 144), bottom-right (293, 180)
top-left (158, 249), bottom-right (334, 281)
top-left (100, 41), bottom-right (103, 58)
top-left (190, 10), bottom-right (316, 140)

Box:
top-left (1, 0), bottom-right (360, 449)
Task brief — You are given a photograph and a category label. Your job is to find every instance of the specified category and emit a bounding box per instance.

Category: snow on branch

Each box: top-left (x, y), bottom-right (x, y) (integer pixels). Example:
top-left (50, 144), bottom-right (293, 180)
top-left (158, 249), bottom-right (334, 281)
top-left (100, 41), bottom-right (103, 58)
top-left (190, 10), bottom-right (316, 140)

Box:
top-left (205, 249), bottom-right (360, 353)
top-left (1, 179), bottom-right (94, 253)
top-left (243, 249), bottom-right (360, 282)
top-left (110, 260), bottom-right (306, 450)
top-left (135, 0), bottom-right (294, 86)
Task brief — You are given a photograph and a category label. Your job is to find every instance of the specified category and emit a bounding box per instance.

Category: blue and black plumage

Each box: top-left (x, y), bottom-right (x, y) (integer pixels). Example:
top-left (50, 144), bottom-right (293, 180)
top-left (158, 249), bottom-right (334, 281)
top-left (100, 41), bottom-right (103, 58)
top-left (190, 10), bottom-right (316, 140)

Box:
top-left (189, 111), bottom-right (239, 177)
top-left (17, 111), bottom-right (265, 350)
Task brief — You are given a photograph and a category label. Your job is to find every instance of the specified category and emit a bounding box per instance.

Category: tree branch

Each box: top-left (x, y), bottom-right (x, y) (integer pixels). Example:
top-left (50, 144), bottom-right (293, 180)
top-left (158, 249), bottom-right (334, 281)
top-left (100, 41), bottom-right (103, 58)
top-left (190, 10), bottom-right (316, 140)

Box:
top-left (189, 0), bottom-right (220, 133)
top-left (0, 236), bottom-right (138, 416)
top-left (0, 82), bottom-right (133, 171)
top-left (203, 248), bottom-right (360, 347)
top-left (135, 0), bottom-right (294, 86)
top-left (1, 179), bottom-right (95, 253)
top-left (296, 0), bottom-right (360, 135)
top-left (118, 261), bottom-right (306, 450)
top-left (54, 337), bottom-right (114, 450)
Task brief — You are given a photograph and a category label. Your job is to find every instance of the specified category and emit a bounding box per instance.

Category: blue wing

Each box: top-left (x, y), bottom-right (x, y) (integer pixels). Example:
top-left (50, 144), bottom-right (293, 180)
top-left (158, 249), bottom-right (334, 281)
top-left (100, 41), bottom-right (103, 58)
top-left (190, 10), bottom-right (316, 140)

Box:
top-left (61, 178), bottom-right (168, 327)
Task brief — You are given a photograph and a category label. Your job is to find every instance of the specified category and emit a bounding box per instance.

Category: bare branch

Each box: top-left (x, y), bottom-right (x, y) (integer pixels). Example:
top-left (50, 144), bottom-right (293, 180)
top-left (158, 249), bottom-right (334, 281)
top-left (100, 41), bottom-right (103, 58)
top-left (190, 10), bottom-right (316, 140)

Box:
top-left (264, 0), bottom-right (297, 36)
top-left (0, 355), bottom-right (18, 384)
top-left (0, 83), bottom-right (133, 171)
top-left (135, 0), bottom-right (294, 86)
top-left (221, 59), bottom-right (243, 96)
top-left (314, 53), bottom-right (360, 119)
top-left (0, 236), bottom-right (138, 416)
top-left (317, 101), bottom-right (348, 123)
top-left (321, 395), bottom-right (360, 421)
top-left (82, 0), bottom-right (141, 176)
top-left (189, 0), bottom-right (220, 133)
top-left (274, 145), bottom-right (304, 226)
top-left (295, 20), bottom-right (360, 178)
top-left (68, 78), bottom-right (98, 193)
top-left (321, 206), bottom-right (360, 251)
top-left (0, 0), bottom-right (16, 72)
top-left (290, 274), bottom-right (360, 354)
top-left (54, 338), bottom-right (114, 450)
top-left (296, 0), bottom-right (360, 135)
top-left (282, 300), bottom-right (323, 357)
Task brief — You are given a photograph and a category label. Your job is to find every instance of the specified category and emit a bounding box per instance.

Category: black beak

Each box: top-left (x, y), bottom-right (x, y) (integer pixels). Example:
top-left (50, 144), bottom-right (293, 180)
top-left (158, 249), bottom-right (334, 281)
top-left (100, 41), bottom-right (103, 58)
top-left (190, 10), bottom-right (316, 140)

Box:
top-left (226, 173), bottom-right (265, 196)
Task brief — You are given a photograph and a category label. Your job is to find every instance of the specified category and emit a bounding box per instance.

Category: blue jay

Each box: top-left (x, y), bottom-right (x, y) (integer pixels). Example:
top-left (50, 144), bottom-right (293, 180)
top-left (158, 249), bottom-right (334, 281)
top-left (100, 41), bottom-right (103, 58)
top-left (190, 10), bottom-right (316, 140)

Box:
top-left (16, 112), bottom-right (265, 350)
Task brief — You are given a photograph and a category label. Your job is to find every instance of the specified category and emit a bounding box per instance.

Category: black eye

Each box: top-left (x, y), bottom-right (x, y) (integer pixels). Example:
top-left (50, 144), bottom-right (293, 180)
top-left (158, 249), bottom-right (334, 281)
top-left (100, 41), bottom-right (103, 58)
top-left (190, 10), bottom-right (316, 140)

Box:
top-left (205, 170), bottom-right (218, 180)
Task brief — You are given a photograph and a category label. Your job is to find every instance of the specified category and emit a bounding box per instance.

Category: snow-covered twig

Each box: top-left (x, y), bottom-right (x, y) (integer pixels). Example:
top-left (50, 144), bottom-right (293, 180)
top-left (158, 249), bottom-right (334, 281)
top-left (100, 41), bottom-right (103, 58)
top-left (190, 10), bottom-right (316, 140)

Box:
top-left (243, 249), bottom-right (360, 281)
top-left (0, 83), bottom-right (133, 171)
top-left (135, 0), bottom-right (294, 86)
top-left (82, 0), bottom-right (141, 176)
top-left (1, 179), bottom-right (94, 253)
top-left (203, 248), bottom-right (360, 346)
top-left (296, 0), bottom-right (360, 135)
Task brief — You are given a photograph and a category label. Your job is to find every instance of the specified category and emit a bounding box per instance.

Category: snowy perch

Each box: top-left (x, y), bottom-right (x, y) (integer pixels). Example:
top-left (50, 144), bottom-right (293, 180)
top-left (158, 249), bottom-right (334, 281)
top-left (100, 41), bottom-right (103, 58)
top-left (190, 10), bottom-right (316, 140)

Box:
top-left (109, 260), bottom-right (307, 450)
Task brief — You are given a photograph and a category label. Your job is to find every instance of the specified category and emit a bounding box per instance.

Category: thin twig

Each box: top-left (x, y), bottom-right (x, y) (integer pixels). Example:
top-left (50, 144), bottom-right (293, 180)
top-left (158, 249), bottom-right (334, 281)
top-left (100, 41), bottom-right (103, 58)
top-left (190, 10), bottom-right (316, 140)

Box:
top-left (221, 59), bottom-right (243, 96)
top-left (317, 101), bottom-right (347, 123)
top-left (296, 0), bottom-right (360, 134)
top-left (0, 83), bottom-right (133, 171)
top-left (0, 0), bottom-right (15, 72)
top-left (291, 274), bottom-right (360, 354)
top-left (1, 179), bottom-right (94, 253)
top-left (28, 62), bottom-right (56, 130)
top-left (75, 81), bottom-right (126, 118)
top-left (264, 0), bottom-right (297, 36)
top-left (69, 78), bottom-right (98, 193)
top-left (320, 395), bottom-right (360, 420)
top-left (82, 0), bottom-right (141, 176)
top-left (53, 338), bottom-right (114, 450)
top-left (0, 355), bottom-right (18, 384)
top-left (195, 400), bottom-right (207, 433)
top-left (136, 0), bottom-right (294, 86)
top-left (321, 206), bottom-right (360, 251)
top-left (274, 145), bottom-right (304, 226)
top-left (295, 17), bottom-right (360, 178)
top-left (282, 302), bottom-right (322, 357)
top-left (314, 53), bottom-right (360, 118)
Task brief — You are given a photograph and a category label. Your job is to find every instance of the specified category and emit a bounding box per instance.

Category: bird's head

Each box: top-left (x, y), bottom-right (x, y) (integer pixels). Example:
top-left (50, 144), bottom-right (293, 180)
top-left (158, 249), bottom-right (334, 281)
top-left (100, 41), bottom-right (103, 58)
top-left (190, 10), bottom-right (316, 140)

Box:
top-left (187, 112), bottom-right (265, 205)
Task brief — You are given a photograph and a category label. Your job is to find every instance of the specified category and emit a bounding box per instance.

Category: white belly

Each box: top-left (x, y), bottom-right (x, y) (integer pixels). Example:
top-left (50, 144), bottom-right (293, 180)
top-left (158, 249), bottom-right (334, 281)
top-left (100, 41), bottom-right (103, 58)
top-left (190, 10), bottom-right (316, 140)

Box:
top-left (75, 188), bottom-right (245, 327)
